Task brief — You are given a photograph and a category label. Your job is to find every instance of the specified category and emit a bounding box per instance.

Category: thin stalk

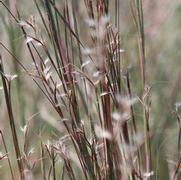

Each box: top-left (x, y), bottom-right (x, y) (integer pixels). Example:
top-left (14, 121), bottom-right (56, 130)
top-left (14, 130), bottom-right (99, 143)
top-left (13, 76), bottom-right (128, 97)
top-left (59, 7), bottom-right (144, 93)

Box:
top-left (126, 71), bottom-right (137, 133)
top-left (41, 142), bottom-right (46, 180)
top-left (0, 55), bottom-right (24, 180)
top-left (135, 0), bottom-right (152, 175)
top-left (51, 150), bottom-right (56, 180)
top-left (0, 130), bottom-right (15, 180)
top-left (135, 0), bottom-right (146, 88)
top-left (101, 78), bottom-right (116, 179)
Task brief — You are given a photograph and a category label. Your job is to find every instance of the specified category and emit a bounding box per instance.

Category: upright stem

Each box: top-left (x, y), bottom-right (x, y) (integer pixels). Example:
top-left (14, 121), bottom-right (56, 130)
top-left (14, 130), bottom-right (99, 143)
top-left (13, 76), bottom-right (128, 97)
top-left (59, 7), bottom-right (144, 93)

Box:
top-left (135, 0), bottom-right (146, 88)
top-left (135, 0), bottom-right (152, 175)
top-left (0, 130), bottom-right (15, 180)
top-left (0, 55), bottom-right (24, 180)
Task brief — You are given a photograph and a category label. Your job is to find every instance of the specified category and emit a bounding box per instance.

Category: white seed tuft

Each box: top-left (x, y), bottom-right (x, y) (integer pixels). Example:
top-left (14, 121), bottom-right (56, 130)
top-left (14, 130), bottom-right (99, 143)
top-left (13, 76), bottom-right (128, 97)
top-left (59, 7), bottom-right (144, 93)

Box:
top-left (175, 101), bottom-right (181, 111)
top-left (100, 92), bottom-right (110, 97)
top-left (19, 21), bottom-right (31, 28)
top-left (95, 125), bottom-right (112, 140)
top-left (4, 74), bottom-right (18, 82)
top-left (25, 37), bottom-right (33, 44)
top-left (20, 125), bottom-right (27, 133)
top-left (143, 171), bottom-right (154, 179)
top-left (81, 60), bottom-right (91, 68)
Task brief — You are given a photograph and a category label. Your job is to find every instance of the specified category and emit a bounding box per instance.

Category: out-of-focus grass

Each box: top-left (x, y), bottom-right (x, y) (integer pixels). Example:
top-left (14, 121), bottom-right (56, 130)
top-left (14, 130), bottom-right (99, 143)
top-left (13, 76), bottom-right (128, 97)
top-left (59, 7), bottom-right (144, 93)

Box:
top-left (0, 0), bottom-right (180, 179)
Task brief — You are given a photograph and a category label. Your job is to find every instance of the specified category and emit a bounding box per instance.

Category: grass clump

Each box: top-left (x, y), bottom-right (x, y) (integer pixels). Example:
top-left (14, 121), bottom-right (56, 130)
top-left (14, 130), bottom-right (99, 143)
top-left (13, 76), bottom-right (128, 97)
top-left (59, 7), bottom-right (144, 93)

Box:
top-left (0, 0), bottom-right (180, 179)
